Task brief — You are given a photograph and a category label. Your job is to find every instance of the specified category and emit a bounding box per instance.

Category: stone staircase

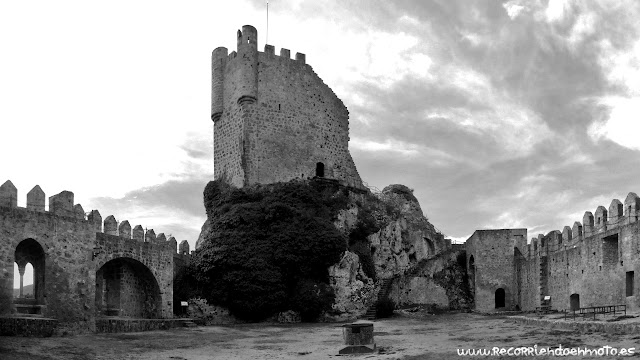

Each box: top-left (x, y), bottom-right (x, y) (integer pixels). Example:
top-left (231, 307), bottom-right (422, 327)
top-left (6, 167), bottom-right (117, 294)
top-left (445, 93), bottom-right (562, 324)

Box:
top-left (363, 278), bottom-right (394, 320)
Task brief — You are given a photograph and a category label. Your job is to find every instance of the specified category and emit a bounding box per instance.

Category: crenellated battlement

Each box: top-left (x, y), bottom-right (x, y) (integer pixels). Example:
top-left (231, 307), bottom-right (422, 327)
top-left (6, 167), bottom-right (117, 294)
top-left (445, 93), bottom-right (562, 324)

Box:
top-left (215, 45), bottom-right (307, 64)
top-left (524, 192), bottom-right (640, 257)
top-left (210, 26), bottom-right (363, 190)
top-left (0, 180), bottom-right (187, 254)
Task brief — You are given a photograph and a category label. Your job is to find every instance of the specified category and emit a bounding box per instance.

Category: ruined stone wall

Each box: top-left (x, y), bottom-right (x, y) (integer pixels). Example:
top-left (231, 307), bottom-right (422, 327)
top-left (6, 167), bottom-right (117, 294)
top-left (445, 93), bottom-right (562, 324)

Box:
top-left (515, 192), bottom-right (640, 312)
top-left (211, 25), bottom-right (362, 189)
top-left (465, 229), bottom-right (527, 311)
top-left (0, 180), bottom-right (179, 330)
top-left (0, 190), bottom-right (98, 327)
top-left (516, 253), bottom-right (540, 311)
top-left (389, 249), bottom-right (472, 309)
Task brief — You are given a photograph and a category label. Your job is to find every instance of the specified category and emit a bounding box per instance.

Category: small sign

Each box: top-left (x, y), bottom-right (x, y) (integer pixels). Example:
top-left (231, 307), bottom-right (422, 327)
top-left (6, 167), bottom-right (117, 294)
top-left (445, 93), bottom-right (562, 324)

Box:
top-left (544, 296), bottom-right (551, 301)
top-left (181, 301), bottom-right (188, 307)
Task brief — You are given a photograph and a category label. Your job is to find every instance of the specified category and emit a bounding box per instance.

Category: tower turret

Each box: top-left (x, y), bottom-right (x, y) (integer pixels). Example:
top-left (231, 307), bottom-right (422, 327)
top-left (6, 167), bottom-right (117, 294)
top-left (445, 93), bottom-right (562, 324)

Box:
top-left (211, 46), bottom-right (228, 123)
top-left (234, 25), bottom-right (258, 106)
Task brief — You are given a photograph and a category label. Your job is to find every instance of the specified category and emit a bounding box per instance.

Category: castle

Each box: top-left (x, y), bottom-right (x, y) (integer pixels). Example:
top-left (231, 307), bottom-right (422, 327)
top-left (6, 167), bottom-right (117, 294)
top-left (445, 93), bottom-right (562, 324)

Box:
top-left (211, 25), bottom-right (363, 189)
top-left (2, 24), bottom-right (639, 335)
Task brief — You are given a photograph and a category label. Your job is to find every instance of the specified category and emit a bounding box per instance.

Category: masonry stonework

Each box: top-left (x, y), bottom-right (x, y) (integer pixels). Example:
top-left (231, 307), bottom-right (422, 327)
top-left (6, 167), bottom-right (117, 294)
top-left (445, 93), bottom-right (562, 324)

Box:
top-left (0, 180), bottom-right (180, 332)
top-left (211, 25), bottom-right (363, 189)
top-left (468, 192), bottom-right (640, 313)
top-left (465, 229), bottom-right (527, 312)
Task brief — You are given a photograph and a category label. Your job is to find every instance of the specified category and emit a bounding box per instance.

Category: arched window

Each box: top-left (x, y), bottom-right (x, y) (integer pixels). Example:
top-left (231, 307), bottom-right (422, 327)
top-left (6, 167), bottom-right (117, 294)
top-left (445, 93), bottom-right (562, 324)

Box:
top-left (14, 262), bottom-right (34, 298)
top-left (315, 162), bottom-right (325, 177)
top-left (14, 239), bottom-right (46, 315)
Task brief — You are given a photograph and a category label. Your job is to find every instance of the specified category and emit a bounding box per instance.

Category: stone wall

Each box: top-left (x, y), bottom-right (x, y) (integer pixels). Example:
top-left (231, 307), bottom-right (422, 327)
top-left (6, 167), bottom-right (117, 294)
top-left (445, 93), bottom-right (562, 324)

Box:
top-left (0, 180), bottom-right (179, 331)
top-left (211, 25), bottom-right (362, 189)
top-left (519, 209), bottom-right (640, 312)
top-left (93, 233), bottom-right (174, 319)
top-left (476, 192), bottom-right (640, 313)
top-left (389, 249), bottom-right (472, 310)
top-left (465, 228), bottom-right (527, 312)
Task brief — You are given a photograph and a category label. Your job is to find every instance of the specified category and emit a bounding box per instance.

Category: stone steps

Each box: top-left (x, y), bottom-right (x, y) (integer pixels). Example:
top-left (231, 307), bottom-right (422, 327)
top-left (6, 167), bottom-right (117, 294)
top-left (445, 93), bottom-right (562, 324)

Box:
top-left (362, 278), bottom-right (394, 320)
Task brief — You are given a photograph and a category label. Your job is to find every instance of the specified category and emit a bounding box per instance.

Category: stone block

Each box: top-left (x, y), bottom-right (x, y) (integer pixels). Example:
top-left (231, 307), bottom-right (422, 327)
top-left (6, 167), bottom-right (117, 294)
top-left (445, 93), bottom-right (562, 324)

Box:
top-left (0, 180), bottom-right (17, 208)
top-left (118, 220), bottom-right (131, 239)
top-left (27, 185), bottom-right (45, 211)
top-left (104, 216), bottom-right (118, 236)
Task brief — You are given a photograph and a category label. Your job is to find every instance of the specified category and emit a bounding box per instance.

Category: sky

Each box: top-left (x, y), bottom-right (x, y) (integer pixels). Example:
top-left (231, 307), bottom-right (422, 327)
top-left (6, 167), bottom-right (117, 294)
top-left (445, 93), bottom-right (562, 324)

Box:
top-left (2, 0), bottom-right (640, 286)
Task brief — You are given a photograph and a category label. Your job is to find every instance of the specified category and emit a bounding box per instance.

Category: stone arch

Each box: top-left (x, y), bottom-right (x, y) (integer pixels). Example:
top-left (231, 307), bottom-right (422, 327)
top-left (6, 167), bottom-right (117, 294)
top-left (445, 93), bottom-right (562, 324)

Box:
top-left (315, 162), bottom-right (325, 177)
top-left (14, 238), bottom-right (46, 310)
top-left (570, 293), bottom-right (580, 311)
top-left (95, 257), bottom-right (162, 318)
top-left (495, 288), bottom-right (506, 308)
top-left (94, 253), bottom-right (162, 285)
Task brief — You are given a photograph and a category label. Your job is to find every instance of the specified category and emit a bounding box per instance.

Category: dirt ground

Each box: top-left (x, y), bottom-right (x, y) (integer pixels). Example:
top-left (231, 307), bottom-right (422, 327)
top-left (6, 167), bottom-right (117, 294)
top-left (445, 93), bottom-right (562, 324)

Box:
top-left (1, 312), bottom-right (639, 360)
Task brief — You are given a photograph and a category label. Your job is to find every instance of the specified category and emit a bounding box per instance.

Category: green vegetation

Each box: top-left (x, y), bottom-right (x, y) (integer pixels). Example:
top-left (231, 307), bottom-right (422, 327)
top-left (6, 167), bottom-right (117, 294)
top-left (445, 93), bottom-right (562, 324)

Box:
top-left (347, 206), bottom-right (380, 281)
top-left (191, 178), bottom-right (351, 321)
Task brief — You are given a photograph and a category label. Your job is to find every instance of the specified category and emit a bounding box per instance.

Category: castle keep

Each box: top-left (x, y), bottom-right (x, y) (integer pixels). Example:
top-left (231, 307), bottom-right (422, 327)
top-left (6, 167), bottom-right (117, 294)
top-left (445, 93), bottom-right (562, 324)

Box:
top-left (211, 25), bottom-right (363, 189)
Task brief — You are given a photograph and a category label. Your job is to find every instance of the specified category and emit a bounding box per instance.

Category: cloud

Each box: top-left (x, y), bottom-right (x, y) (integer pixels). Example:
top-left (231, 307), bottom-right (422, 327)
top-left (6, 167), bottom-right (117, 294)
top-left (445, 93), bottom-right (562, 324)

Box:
top-left (545, 0), bottom-right (571, 23)
top-left (503, 1), bottom-right (527, 20)
top-left (87, 135), bottom-right (213, 248)
top-left (350, 138), bottom-right (420, 157)
top-left (588, 97), bottom-right (640, 151)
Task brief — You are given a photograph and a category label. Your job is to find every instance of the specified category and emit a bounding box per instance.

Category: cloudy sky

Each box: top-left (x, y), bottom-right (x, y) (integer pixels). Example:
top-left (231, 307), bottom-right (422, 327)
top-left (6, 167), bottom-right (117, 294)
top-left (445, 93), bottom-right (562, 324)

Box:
top-left (2, 0), bottom-right (640, 263)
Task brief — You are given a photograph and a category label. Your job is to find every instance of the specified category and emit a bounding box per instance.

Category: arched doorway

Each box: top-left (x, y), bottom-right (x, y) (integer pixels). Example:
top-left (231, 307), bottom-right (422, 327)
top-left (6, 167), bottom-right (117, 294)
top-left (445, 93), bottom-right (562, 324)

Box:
top-left (95, 258), bottom-right (162, 318)
top-left (14, 239), bottom-right (46, 314)
top-left (570, 293), bottom-right (580, 311)
top-left (495, 288), bottom-right (505, 308)
top-left (315, 162), bottom-right (325, 177)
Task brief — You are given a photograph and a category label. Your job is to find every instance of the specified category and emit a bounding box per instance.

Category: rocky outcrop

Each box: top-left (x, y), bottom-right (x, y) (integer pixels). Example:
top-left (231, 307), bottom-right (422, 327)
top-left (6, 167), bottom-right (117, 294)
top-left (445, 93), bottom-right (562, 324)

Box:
top-left (193, 180), bottom-right (456, 322)
top-left (369, 185), bottom-right (449, 279)
top-left (195, 218), bottom-right (211, 250)
top-left (327, 251), bottom-right (376, 321)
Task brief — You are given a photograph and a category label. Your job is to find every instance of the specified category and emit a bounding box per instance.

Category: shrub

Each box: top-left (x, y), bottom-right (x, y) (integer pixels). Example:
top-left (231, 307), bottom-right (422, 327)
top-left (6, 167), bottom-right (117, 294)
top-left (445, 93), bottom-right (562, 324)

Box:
top-left (193, 178), bottom-right (349, 321)
top-left (347, 206), bottom-right (380, 281)
top-left (291, 279), bottom-right (335, 321)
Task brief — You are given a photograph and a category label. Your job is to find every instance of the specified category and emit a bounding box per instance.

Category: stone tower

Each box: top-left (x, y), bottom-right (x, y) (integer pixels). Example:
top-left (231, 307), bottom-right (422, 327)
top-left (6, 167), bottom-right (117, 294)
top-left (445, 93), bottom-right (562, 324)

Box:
top-left (211, 25), bottom-right (363, 189)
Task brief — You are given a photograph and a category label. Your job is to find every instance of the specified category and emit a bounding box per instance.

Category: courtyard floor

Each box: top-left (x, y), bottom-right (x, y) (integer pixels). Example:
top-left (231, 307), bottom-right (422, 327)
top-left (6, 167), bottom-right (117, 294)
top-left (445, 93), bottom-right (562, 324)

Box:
top-left (1, 312), bottom-right (640, 359)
